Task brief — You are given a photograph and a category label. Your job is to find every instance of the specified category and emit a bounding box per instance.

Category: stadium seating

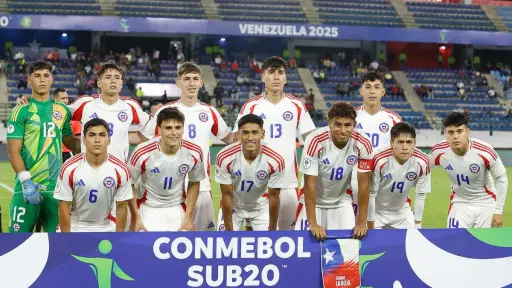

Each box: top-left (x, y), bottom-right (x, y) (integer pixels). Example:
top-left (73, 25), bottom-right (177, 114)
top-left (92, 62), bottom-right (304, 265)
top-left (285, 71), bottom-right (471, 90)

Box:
top-left (404, 68), bottom-right (510, 131)
top-left (114, 0), bottom-right (205, 19)
top-left (215, 0), bottom-right (307, 23)
top-left (496, 6), bottom-right (512, 31)
top-left (8, 0), bottom-right (100, 15)
top-left (407, 2), bottom-right (496, 31)
top-left (312, 0), bottom-right (404, 27)
top-left (314, 66), bottom-right (431, 129)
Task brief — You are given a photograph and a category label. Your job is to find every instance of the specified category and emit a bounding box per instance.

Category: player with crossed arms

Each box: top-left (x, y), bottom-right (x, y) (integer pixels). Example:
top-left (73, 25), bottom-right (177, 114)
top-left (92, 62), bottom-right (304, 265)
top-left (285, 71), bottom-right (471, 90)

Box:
top-left (368, 122), bottom-right (431, 229)
top-left (296, 102), bottom-right (373, 240)
top-left (54, 118), bottom-right (133, 232)
top-left (136, 62), bottom-right (234, 231)
top-left (223, 56), bottom-right (315, 231)
top-left (216, 114), bottom-right (285, 231)
top-left (352, 72), bottom-right (402, 216)
top-left (430, 112), bottom-right (508, 228)
top-left (129, 108), bottom-right (205, 231)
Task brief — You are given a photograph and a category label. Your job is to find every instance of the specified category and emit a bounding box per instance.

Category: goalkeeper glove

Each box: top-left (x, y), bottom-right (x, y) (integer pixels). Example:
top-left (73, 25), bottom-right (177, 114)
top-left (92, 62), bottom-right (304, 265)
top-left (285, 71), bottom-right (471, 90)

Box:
top-left (18, 171), bottom-right (44, 205)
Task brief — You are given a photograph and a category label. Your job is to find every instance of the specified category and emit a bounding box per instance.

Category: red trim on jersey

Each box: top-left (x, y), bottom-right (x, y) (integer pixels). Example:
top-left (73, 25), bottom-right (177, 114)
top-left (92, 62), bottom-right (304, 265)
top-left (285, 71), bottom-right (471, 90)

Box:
top-left (448, 191), bottom-right (455, 213)
top-left (249, 104), bottom-right (258, 114)
top-left (60, 154), bottom-right (84, 179)
top-left (107, 213), bottom-right (116, 223)
top-left (268, 163), bottom-right (275, 175)
top-left (355, 106), bottom-right (362, 111)
top-left (68, 167), bottom-right (77, 189)
top-left (351, 131), bottom-right (372, 155)
top-left (316, 147), bottom-right (324, 159)
top-left (226, 160), bottom-right (234, 174)
top-left (371, 149), bottom-right (393, 172)
top-left (413, 150), bottom-right (430, 174)
top-left (379, 162), bottom-right (387, 174)
top-left (72, 101), bottom-right (88, 122)
top-left (191, 154), bottom-right (198, 168)
top-left (181, 202), bottom-right (187, 212)
top-left (484, 185), bottom-right (496, 200)
top-left (290, 101), bottom-right (302, 129)
top-left (120, 96), bottom-right (143, 109)
top-left (239, 95), bottom-right (263, 114)
top-left (130, 142), bottom-right (158, 166)
top-left (141, 158), bottom-right (149, 175)
top-left (115, 169), bottom-right (122, 189)
top-left (295, 187), bottom-right (299, 199)
top-left (109, 155), bottom-right (130, 180)
top-left (346, 188), bottom-right (353, 200)
top-left (137, 189), bottom-right (148, 208)
top-left (182, 140), bottom-right (203, 162)
top-left (388, 115), bottom-right (398, 126)
top-left (217, 144), bottom-right (242, 167)
top-left (382, 107), bottom-right (402, 121)
top-left (472, 142), bottom-right (498, 161)
top-left (307, 131), bottom-right (329, 157)
top-left (431, 142), bottom-right (449, 154)
top-left (294, 202), bottom-right (303, 223)
top-left (208, 107), bottom-right (219, 136)
top-left (418, 163), bottom-right (423, 178)
top-left (207, 156), bottom-right (211, 177)
top-left (478, 154), bottom-right (490, 170)
top-left (70, 94), bottom-right (98, 105)
top-left (294, 154), bottom-right (299, 180)
top-left (262, 146), bottom-right (285, 171)
top-left (406, 196), bottom-right (411, 205)
top-left (434, 152), bottom-right (445, 166)
top-left (127, 103), bottom-right (141, 125)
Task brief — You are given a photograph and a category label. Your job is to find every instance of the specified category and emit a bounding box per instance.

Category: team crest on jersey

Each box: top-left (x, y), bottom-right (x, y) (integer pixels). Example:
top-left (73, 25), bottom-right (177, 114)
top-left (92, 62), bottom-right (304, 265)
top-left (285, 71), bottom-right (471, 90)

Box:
top-left (346, 155), bottom-right (358, 165)
top-left (7, 124), bottom-right (14, 134)
top-left (282, 111), bottom-right (294, 121)
top-left (218, 224), bottom-right (225, 231)
top-left (406, 171), bottom-right (418, 181)
top-left (53, 111), bottom-right (62, 121)
top-left (256, 170), bottom-right (268, 180)
top-left (118, 111), bottom-right (128, 122)
top-left (13, 224), bottom-right (20, 231)
top-left (103, 177), bottom-right (115, 188)
top-left (55, 182), bottom-right (61, 193)
top-left (469, 163), bottom-right (480, 173)
top-left (178, 164), bottom-right (190, 176)
top-left (303, 158), bottom-right (312, 169)
top-left (198, 112), bottom-right (209, 122)
top-left (379, 122), bottom-right (390, 133)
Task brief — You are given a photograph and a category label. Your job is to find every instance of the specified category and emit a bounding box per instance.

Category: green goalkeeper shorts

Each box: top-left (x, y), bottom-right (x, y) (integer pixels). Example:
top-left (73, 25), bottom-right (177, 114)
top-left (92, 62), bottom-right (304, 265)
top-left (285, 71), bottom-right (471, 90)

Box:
top-left (9, 192), bottom-right (59, 233)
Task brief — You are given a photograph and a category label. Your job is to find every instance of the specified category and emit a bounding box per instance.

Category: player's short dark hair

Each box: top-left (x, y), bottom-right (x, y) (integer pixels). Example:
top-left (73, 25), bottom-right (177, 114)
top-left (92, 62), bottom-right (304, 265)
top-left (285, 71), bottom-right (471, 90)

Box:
top-left (177, 62), bottom-right (202, 79)
top-left (261, 56), bottom-right (288, 72)
top-left (443, 112), bottom-right (469, 128)
top-left (361, 71), bottom-right (385, 85)
top-left (391, 122), bottom-right (416, 140)
top-left (83, 118), bottom-right (110, 136)
top-left (327, 102), bottom-right (357, 122)
top-left (28, 60), bottom-right (53, 75)
top-left (97, 63), bottom-right (123, 79)
top-left (157, 107), bottom-right (185, 126)
top-left (238, 114), bottom-right (264, 129)
top-left (53, 88), bottom-right (66, 97)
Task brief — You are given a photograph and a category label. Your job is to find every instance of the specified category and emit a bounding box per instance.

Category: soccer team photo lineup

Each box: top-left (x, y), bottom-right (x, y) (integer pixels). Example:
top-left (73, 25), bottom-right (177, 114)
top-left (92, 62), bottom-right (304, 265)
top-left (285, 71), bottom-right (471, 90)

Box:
top-left (4, 57), bottom-right (509, 237)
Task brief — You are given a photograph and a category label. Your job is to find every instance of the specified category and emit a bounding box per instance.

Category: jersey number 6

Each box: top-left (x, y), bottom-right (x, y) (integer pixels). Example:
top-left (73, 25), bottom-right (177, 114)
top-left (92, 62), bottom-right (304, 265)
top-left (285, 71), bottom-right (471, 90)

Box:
top-left (89, 189), bottom-right (98, 203)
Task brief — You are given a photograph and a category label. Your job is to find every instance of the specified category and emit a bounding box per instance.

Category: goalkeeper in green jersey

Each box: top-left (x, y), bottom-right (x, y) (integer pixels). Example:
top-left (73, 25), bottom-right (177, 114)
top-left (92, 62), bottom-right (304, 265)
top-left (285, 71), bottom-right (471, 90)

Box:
top-left (7, 60), bottom-right (80, 233)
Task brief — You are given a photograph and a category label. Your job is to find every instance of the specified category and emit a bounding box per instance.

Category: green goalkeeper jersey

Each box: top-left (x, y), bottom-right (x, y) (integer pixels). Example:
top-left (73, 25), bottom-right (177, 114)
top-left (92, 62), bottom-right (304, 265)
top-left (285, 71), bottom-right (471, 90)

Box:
top-left (7, 98), bottom-right (73, 193)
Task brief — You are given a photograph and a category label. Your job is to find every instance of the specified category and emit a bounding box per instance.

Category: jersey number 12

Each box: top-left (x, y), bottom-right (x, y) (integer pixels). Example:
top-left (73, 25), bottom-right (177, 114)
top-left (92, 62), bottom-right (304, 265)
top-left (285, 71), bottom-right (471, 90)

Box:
top-left (43, 122), bottom-right (56, 138)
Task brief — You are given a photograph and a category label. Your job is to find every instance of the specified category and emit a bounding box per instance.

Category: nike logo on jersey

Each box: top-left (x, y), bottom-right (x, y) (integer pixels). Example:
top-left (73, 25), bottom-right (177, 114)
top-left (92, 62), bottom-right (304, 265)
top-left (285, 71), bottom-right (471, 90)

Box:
top-left (75, 179), bottom-right (85, 187)
top-left (356, 123), bottom-right (363, 129)
top-left (150, 167), bottom-right (160, 173)
top-left (89, 113), bottom-right (99, 119)
top-left (445, 164), bottom-right (454, 171)
top-left (321, 158), bottom-right (330, 165)
top-left (384, 173), bottom-right (392, 179)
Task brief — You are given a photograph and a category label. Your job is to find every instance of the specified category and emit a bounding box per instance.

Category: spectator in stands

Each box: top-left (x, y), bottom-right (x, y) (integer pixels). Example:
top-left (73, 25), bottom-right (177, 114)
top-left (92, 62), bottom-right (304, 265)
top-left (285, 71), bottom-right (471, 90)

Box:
top-left (370, 60), bottom-right (379, 71)
top-left (398, 84), bottom-right (405, 99)
top-left (17, 74), bottom-right (27, 90)
top-left (418, 84), bottom-right (428, 99)
top-left (308, 88), bottom-right (315, 103)
top-left (231, 60), bottom-right (239, 73)
top-left (438, 53), bottom-right (443, 68)
top-left (16, 94), bottom-right (24, 105)
top-left (4, 40), bottom-right (13, 59)
top-left (322, 58), bottom-right (332, 71)
top-left (390, 83), bottom-right (399, 98)
top-left (230, 86), bottom-right (239, 100)
top-left (127, 77), bottom-right (136, 96)
top-left (220, 61), bottom-right (227, 71)
top-left (427, 87), bottom-right (434, 99)
top-left (336, 82), bottom-right (344, 95)
top-left (215, 55), bottom-right (222, 65)
top-left (399, 50), bottom-right (407, 70)
top-left (289, 58), bottom-right (297, 69)
top-left (199, 87), bottom-right (210, 104)
top-left (214, 82), bottom-right (224, 107)
top-left (318, 69), bottom-right (327, 83)
top-left (456, 80), bottom-right (464, 90)
top-left (136, 87), bottom-right (144, 98)
top-left (488, 87), bottom-right (497, 99)
top-left (473, 55), bottom-right (481, 71)
top-left (352, 78), bottom-right (360, 92)
top-left (313, 69), bottom-right (320, 83)
top-left (458, 88), bottom-right (467, 101)
top-left (162, 90), bottom-right (168, 103)
top-left (153, 49), bottom-right (160, 60)
top-left (448, 55), bottom-right (456, 69)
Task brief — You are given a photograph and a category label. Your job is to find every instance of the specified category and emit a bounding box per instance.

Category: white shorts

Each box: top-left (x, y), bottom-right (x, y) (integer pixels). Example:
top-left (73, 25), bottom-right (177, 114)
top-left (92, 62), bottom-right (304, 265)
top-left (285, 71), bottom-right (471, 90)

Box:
top-left (193, 191), bottom-right (215, 231)
top-left (279, 188), bottom-right (299, 231)
top-left (349, 169), bottom-right (359, 216)
top-left (375, 210), bottom-right (414, 229)
top-left (219, 207), bottom-right (269, 231)
top-left (294, 203), bottom-right (355, 231)
top-left (57, 220), bottom-right (115, 232)
top-left (447, 202), bottom-right (495, 228)
top-left (139, 202), bottom-right (185, 231)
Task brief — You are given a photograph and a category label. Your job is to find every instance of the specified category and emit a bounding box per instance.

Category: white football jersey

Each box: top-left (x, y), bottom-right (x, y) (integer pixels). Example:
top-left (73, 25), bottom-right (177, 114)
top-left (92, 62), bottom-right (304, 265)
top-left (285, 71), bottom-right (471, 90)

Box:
top-left (355, 106), bottom-right (401, 153)
top-left (215, 142), bottom-right (285, 211)
top-left (234, 94), bottom-right (316, 190)
top-left (129, 137), bottom-right (206, 208)
top-left (429, 138), bottom-right (508, 214)
top-left (54, 153), bottom-right (133, 226)
top-left (141, 100), bottom-right (230, 192)
top-left (299, 127), bottom-right (373, 208)
top-left (69, 95), bottom-right (149, 162)
top-left (370, 147), bottom-right (431, 213)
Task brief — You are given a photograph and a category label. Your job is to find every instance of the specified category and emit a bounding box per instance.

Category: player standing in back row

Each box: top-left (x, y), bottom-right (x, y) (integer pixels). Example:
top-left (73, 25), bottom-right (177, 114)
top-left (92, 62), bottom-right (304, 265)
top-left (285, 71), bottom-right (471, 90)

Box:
top-left (430, 112), bottom-right (508, 228)
top-left (227, 56), bottom-right (316, 230)
top-left (137, 63), bottom-right (235, 231)
top-left (351, 72), bottom-right (401, 215)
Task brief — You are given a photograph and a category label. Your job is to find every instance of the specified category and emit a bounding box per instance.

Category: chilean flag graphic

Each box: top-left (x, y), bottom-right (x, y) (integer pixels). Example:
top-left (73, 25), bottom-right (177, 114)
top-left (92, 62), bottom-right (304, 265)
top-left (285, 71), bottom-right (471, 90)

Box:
top-left (321, 238), bottom-right (360, 288)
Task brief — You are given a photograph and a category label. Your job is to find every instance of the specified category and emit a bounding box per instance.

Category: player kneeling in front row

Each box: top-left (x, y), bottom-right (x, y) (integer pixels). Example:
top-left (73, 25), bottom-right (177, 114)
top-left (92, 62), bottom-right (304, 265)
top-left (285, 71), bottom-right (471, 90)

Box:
top-left (368, 122), bottom-right (431, 229)
top-left (295, 102), bottom-right (373, 240)
top-left (430, 112), bottom-right (508, 228)
top-left (216, 114), bottom-right (285, 231)
top-left (129, 107), bottom-right (204, 231)
top-left (55, 118), bottom-right (133, 232)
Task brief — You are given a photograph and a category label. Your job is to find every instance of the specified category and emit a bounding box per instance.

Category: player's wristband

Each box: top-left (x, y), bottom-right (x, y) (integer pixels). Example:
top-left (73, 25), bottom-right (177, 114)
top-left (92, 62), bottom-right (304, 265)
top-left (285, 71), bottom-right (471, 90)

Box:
top-left (17, 171), bottom-right (32, 183)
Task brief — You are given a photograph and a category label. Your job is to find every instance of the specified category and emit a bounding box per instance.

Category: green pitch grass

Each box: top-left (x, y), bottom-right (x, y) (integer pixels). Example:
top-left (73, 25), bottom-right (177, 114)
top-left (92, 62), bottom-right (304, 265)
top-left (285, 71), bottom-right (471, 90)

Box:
top-left (0, 162), bottom-right (511, 232)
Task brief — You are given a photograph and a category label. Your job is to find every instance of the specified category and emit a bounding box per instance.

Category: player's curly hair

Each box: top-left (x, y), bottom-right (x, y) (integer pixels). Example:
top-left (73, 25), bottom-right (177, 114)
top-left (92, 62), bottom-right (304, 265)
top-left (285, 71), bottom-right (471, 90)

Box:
top-left (361, 71), bottom-right (385, 85)
top-left (391, 122), bottom-right (416, 140)
top-left (327, 102), bottom-right (357, 121)
top-left (28, 60), bottom-right (53, 75)
top-left (177, 62), bottom-right (202, 79)
top-left (157, 107), bottom-right (185, 126)
top-left (97, 63), bottom-right (123, 79)
top-left (443, 111), bottom-right (469, 128)
top-left (261, 56), bottom-right (288, 72)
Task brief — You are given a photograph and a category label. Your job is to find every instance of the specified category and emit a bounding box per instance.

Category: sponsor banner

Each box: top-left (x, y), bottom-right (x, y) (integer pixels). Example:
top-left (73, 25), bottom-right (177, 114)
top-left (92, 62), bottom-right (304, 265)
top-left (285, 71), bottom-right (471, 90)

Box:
top-left (1, 14), bottom-right (512, 45)
top-left (1, 229), bottom-right (512, 287)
